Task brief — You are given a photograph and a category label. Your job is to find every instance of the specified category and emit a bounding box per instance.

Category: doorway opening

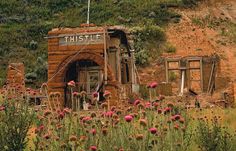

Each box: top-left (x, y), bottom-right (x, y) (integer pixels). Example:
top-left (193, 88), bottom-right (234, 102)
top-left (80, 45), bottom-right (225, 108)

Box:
top-left (64, 59), bottom-right (102, 107)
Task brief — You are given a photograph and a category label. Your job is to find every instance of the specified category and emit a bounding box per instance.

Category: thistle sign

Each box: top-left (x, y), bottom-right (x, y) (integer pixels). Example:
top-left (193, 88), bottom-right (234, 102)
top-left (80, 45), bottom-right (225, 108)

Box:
top-left (59, 33), bottom-right (104, 46)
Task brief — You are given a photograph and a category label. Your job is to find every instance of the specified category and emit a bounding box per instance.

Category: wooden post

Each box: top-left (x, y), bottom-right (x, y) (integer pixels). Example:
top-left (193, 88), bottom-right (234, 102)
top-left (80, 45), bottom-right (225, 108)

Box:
top-left (117, 48), bottom-right (121, 83)
top-left (165, 59), bottom-right (169, 83)
top-left (104, 27), bottom-right (108, 85)
top-left (200, 58), bottom-right (203, 92)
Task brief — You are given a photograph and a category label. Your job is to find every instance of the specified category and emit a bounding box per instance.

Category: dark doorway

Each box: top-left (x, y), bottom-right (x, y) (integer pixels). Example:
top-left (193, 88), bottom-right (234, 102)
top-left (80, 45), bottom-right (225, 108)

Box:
top-left (64, 60), bottom-right (102, 108)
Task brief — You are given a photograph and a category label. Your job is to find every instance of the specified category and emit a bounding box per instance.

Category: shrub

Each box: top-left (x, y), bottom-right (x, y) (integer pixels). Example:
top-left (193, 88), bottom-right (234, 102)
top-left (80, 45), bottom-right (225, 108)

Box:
top-left (0, 100), bottom-right (35, 151)
top-left (132, 25), bottom-right (166, 65)
top-left (196, 116), bottom-right (235, 151)
top-left (181, 0), bottom-right (199, 7)
top-left (165, 43), bottom-right (176, 53)
top-left (135, 49), bottom-right (150, 66)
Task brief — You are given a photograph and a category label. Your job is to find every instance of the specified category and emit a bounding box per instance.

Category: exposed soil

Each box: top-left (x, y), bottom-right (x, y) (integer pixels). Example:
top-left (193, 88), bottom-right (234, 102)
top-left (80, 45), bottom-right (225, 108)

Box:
top-left (138, 0), bottom-right (236, 105)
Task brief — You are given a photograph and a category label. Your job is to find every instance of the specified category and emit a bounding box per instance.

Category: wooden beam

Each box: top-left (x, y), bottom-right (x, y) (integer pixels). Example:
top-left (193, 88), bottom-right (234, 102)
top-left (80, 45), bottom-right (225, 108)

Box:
top-left (104, 27), bottom-right (108, 85)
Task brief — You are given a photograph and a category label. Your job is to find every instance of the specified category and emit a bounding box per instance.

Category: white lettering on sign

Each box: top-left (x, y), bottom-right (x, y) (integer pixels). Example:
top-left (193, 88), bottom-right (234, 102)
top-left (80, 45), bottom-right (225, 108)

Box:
top-left (59, 33), bottom-right (104, 46)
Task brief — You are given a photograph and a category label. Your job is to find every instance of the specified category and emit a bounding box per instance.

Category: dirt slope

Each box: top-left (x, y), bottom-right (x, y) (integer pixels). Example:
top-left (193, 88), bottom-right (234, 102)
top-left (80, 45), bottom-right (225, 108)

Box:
top-left (139, 0), bottom-right (236, 84)
top-left (139, 0), bottom-right (236, 99)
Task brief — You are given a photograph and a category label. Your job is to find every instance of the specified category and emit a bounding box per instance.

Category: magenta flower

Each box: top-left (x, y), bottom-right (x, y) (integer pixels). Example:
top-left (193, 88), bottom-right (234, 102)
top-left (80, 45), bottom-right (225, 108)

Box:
top-left (134, 99), bottom-right (141, 105)
top-left (90, 146), bottom-right (97, 151)
top-left (58, 111), bottom-right (65, 119)
top-left (157, 109), bottom-right (162, 114)
top-left (149, 127), bottom-right (157, 134)
top-left (163, 107), bottom-right (172, 114)
top-left (38, 125), bottom-right (44, 131)
top-left (90, 129), bottom-right (97, 135)
top-left (124, 115), bottom-right (133, 122)
top-left (92, 92), bottom-right (98, 98)
top-left (105, 111), bottom-right (114, 118)
top-left (174, 124), bottom-right (179, 130)
top-left (82, 116), bottom-right (92, 123)
top-left (0, 106), bottom-right (5, 111)
top-left (145, 102), bottom-right (151, 108)
top-left (43, 134), bottom-right (50, 139)
top-left (150, 82), bottom-right (158, 88)
top-left (73, 91), bottom-right (79, 96)
top-left (174, 114), bottom-right (181, 120)
top-left (63, 108), bottom-right (71, 114)
top-left (67, 80), bottom-right (75, 87)
top-left (103, 90), bottom-right (111, 97)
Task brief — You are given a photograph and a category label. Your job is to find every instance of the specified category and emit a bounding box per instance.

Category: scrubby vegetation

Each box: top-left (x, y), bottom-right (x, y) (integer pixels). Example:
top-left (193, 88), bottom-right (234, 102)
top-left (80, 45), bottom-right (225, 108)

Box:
top-left (0, 86), bottom-right (236, 151)
top-left (0, 100), bottom-right (35, 151)
top-left (0, 0), bottom-right (202, 85)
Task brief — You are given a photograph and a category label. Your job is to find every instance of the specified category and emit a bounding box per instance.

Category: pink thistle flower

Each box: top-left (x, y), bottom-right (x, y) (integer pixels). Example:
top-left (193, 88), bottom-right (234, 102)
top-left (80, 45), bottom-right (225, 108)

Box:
top-left (0, 106), bottom-right (5, 111)
top-left (174, 124), bottom-right (179, 130)
top-left (72, 91), bottom-right (79, 97)
top-left (157, 109), bottom-right (162, 114)
top-left (152, 102), bottom-right (159, 108)
top-left (67, 80), bottom-right (75, 87)
top-left (134, 99), bottom-right (141, 106)
top-left (103, 90), bottom-right (111, 97)
top-left (90, 146), bottom-right (97, 151)
top-left (164, 107), bottom-right (172, 114)
top-left (105, 111), bottom-right (114, 118)
top-left (38, 125), bottom-right (44, 131)
top-left (149, 127), bottom-right (157, 134)
top-left (58, 111), bottom-right (65, 119)
top-left (145, 102), bottom-right (151, 108)
top-left (150, 82), bottom-right (158, 88)
top-left (124, 115), bottom-right (133, 122)
top-left (92, 92), bottom-right (98, 98)
top-left (43, 134), bottom-right (50, 139)
top-left (63, 108), bottom-right (71, 114)
top-left (174, 114), bottom-right (181, 120)
top-left (90, 129), bottom-right (97, 135)
top-left (81, 116), bottom-right (92, 124)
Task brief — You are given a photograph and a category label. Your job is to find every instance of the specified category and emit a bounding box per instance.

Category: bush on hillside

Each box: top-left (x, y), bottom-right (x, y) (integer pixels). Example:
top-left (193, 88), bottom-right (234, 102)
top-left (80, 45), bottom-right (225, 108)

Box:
top-left (0, 101), bottom-right (35, 151)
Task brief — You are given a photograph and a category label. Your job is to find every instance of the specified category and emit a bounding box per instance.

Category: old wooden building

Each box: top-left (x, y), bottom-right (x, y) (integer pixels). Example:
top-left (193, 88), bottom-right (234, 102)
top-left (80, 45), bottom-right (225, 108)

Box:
top-left (47, 25), bottom-right (138, 107)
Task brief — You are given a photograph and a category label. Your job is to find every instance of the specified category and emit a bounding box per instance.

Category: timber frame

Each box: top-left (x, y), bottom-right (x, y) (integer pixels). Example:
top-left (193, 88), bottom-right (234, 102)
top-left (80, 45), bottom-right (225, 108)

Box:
top-left (165, 55), bottom-right (219, 95)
